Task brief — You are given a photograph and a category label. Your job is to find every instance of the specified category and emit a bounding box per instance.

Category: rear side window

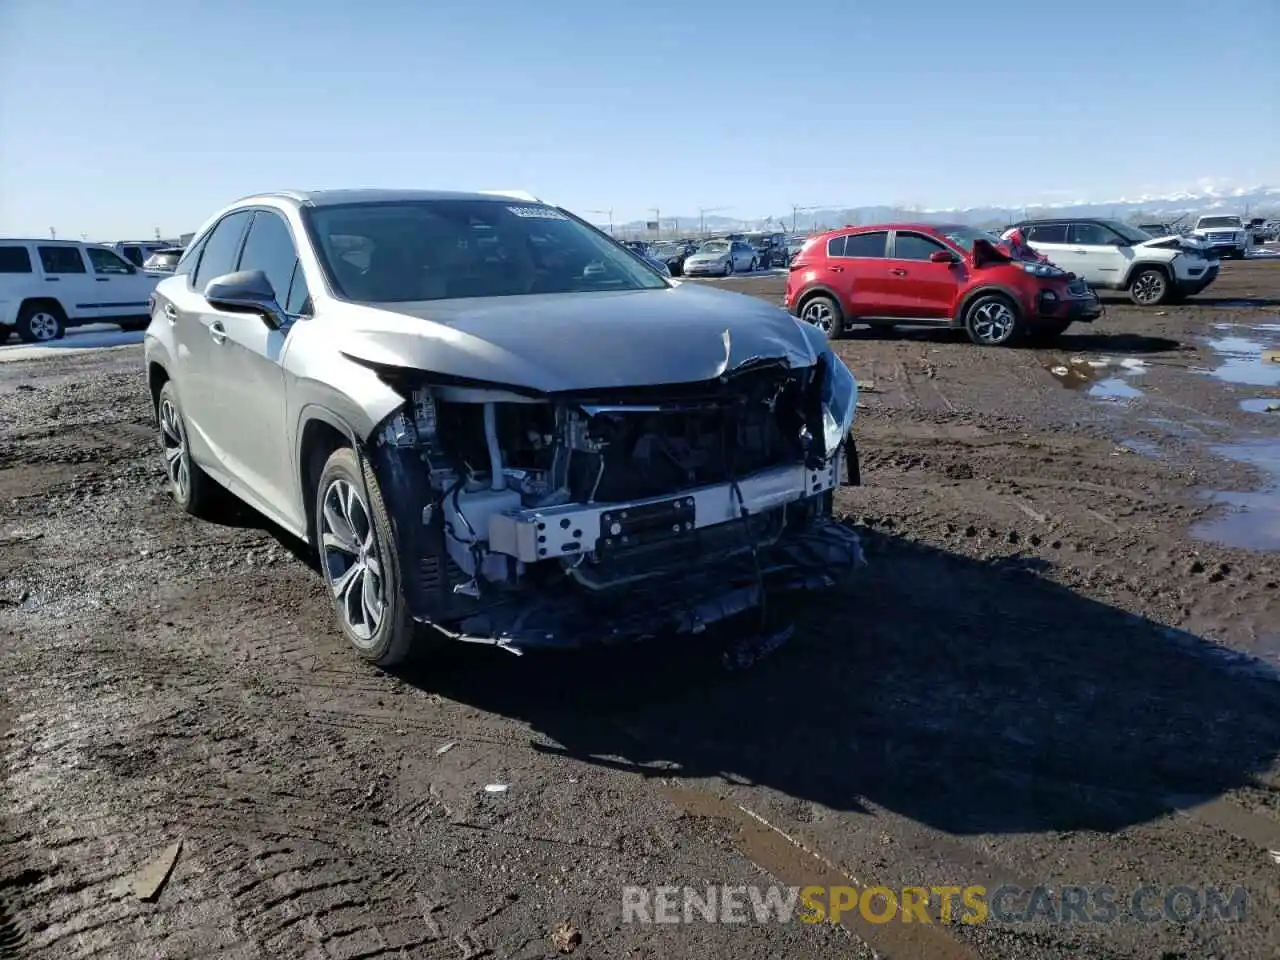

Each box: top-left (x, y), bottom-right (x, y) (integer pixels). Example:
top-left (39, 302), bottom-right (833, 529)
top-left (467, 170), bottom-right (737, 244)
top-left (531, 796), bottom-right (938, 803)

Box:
top-left (38, 246), bottom-right (87, 273)
top-left (192, 211), bottom-right (252, 291)
top-left (122, 246), bottom-right (143, 266)
top-left (842, 231), bottom-right (888, 258)
top-left (825, 236), bottom-right (845, 257)
top-left (1026, 224), bottom-right (1068, 243)
top-left (0, 246), bottom-right (32, 273)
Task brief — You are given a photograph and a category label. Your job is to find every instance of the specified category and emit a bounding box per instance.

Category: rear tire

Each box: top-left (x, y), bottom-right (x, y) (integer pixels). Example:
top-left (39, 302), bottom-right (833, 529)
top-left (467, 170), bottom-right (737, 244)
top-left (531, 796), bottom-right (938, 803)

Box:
top-left (15, 303), bottom-right (66, 343)
top-left (963, 292), bottom-right (1022, 346)
top-left (799, 294), bottom-right (846, 339)
top-left (0, 324), bottom-right (11, 343)
top-left (118, 318), bottom-right (149, 332)
top-left (157, 381), bottom-right (220, 519)
top-left (315, 447), bottom-right (418, 667)
top-left (1128, 267), bottom-right (1170, 306)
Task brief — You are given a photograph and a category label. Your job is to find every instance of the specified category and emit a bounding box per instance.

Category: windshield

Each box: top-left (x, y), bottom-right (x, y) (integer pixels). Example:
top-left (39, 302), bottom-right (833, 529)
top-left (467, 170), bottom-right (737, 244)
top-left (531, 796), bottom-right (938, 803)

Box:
top-left (939, 226), bottom-right (1003, 252)
top-left (146, 252), bottom-right (181, 269)
top-left (1137, 225), bottom-right (1169, 236)
top-left (1097, 220), bottom-right (1151, 244)
top-left (649, 242), bottom-right (679, 257)
top-left (698, 240), bottom-right (730, 254)
top-left (304, 200), bottom-right (669, 302)
top-left (1198, 216), bottom-right (1242, 229)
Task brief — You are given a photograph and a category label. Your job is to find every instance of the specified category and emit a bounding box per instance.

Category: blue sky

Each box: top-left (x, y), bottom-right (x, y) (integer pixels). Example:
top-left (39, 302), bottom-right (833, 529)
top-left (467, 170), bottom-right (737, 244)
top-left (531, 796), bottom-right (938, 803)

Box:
top-left (1, 0), bottom-right (1276, 238)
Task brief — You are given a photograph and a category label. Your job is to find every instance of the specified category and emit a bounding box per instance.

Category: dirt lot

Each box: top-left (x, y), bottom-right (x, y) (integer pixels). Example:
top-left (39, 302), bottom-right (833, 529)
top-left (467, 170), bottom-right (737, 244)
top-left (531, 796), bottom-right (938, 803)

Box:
top-left (2, 259), bottom-right (1280, 959)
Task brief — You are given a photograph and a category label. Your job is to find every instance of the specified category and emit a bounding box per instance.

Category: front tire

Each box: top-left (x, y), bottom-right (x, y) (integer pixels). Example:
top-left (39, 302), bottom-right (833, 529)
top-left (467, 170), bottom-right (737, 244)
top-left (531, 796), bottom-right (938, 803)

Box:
top-left (724, 260), bottom-right (734, 277)
top-left (15, 303), bottom-right (66, 343)
top-left (800, 294), bottom-right (845, 339)
top-left (963, 292), bottom-right (1022, 346)
top-left (316, 447), bottom-right (416, 667)
top-left (0, 324), bottom-right (11, 343)
top-left (157, 381), bottom-right (220, 518)
top-left (1128, 267), bottom-right (1170, 306)
top-left (118, 318), bottom-right (149, 332)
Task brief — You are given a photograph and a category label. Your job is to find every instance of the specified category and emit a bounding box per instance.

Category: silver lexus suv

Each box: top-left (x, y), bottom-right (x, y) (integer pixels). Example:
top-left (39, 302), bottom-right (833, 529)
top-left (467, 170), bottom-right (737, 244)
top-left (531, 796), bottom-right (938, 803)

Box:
top-left (144, 190), bottom-right (862, 666)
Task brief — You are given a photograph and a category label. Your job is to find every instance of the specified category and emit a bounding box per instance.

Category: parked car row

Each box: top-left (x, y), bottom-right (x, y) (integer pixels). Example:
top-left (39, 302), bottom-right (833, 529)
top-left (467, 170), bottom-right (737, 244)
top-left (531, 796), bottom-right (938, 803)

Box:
top-left (0, 239), bottom-right (166, 341)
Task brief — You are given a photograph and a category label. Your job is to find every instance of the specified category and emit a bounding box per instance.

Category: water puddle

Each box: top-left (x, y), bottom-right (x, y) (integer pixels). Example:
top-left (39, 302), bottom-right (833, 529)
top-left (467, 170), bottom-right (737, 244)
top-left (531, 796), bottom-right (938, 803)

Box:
top-left (1240, 398), bottom-right (1280, 414)
top-left (1200, 329), bottom-right (1280, 388)
top-left (1190, 439), bottom-right (1280, 552)
top-left (1044, 356), bottom-right (1148, 401)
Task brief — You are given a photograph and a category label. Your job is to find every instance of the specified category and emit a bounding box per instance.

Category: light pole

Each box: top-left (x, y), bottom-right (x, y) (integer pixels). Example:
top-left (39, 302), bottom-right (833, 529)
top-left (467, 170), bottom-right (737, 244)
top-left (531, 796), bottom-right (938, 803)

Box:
top-left (650, 208), bottom-right (660, 239)
top-left (586, 209), bottom-right (614, 234)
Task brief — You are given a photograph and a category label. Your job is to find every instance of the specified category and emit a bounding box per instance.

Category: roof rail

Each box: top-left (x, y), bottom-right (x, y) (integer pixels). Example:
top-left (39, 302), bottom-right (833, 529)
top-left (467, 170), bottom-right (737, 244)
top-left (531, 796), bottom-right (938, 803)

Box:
top-left (479, 189), bottom-right (541, 203)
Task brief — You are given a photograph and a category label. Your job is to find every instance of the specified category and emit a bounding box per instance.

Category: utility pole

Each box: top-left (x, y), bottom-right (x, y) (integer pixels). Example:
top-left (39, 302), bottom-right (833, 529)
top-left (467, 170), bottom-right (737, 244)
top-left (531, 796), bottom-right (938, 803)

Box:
top-left (586, 209), bottom-right (614, 234)
top-left (698, 206), bottom-right (730, 237)
top-left (49, 227), bottom-right (56, 239)
top-left (650, 208), bottom-right (660, 239)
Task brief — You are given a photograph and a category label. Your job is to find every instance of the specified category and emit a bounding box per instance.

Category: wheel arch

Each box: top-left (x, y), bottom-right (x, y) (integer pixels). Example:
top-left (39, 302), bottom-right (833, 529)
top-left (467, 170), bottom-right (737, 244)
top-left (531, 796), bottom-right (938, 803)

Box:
top-left (147, 361), bottom-right (171, 419)
top-left (955, 283), bottom-right (1026, 322)
top-left (1120, 259), bottom-right (1172, 288)
top-left (794, 283), bottom-right (847, 316)
top-left (297, 406), bottom-right (362, 548)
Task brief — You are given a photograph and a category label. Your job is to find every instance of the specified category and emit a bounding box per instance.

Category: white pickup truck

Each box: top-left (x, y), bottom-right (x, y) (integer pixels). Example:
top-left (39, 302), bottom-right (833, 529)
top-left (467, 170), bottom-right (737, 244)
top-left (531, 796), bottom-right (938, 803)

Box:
top-left (1189, 215), bottom-right (1251, 260)
top-left (0, 239), bottom-right (165, 343)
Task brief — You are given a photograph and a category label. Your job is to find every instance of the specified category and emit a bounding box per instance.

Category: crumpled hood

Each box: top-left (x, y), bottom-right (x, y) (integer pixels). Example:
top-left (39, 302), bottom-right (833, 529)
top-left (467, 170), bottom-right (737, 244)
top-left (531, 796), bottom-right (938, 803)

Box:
top-left (1139, 234), bottom-right (1208, 255)
top-left (334, 283), bottom-right (820, 394)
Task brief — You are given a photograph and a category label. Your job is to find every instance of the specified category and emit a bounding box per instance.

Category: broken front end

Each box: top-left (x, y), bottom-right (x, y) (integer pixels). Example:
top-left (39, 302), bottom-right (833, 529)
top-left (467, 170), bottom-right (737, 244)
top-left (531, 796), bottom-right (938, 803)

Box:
top-left (363, 353), bottom-right (863, 651)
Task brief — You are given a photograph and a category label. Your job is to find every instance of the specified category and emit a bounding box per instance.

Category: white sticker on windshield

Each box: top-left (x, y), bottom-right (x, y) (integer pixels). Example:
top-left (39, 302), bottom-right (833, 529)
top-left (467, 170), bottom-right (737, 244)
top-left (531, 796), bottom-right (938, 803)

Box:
top-left (507, 205), bottom-right (568, 220)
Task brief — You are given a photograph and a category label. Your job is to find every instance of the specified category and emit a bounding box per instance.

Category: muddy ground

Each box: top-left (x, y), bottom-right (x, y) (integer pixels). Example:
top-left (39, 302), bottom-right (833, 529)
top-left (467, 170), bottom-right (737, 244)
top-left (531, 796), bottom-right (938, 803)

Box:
top-left (2, 259), bottom-right (1280, 960)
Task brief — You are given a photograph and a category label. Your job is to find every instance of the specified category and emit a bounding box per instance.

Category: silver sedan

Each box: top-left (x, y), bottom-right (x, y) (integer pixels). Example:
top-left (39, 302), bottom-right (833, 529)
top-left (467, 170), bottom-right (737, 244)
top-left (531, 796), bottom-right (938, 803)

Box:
top-left (682, 239), bottom-right (758, 277)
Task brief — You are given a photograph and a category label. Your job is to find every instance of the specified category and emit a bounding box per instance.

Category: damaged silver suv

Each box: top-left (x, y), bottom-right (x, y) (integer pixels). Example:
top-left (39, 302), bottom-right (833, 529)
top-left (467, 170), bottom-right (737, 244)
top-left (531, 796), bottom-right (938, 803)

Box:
top-left (144, 190), bottom-right (862, 665)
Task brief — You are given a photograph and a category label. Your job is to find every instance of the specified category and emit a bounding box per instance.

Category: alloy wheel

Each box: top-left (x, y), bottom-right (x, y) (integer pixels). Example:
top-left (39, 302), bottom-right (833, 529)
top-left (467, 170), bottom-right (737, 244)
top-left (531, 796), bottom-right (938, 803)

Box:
top-left (27, 312), bottom-right (60, 341)
top-left (158, 398), bottom-right (190, 501)
top-left (321, 477), bottom-right (385, 646)
top-left (970, 300), bottom-right (1016, 343)
top-left (1132, 272), bottom-right (1166, 305)
top-left (802, 300), bottom-right (835, 334)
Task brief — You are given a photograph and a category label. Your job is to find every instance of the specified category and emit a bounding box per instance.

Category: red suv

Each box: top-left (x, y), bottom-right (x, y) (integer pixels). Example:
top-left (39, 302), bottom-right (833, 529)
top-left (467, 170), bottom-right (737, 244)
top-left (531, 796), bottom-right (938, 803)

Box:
top-left (784, 223), bottom-right (1101, 346)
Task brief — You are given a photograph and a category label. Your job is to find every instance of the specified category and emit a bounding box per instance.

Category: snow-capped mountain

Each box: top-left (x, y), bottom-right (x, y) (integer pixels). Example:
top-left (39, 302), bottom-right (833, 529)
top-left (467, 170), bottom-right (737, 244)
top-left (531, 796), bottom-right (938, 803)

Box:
top-left (608, 184), bottom-right (1280, 236)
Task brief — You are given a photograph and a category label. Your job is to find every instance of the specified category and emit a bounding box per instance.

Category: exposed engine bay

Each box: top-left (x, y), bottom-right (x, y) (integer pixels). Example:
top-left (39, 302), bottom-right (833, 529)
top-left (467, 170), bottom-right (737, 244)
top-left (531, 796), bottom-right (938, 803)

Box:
top-left (366, 357), bottom-right (863, 651)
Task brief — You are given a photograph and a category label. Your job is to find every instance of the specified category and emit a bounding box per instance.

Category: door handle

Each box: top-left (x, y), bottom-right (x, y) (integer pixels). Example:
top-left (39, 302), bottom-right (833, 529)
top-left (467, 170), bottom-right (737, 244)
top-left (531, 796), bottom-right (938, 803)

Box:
top-left (1073, 249), bottom-right (1089, 254)
top-left (45, 277), bottom-right (60, 282)
top-left (890, 268), bottom-right (908, 276)
top-left (96, 277), bottom-right (110, 282)
top-left (828, 265), bottom-right (845, 273)
top-left (209, 321), bottom-right (227, 345)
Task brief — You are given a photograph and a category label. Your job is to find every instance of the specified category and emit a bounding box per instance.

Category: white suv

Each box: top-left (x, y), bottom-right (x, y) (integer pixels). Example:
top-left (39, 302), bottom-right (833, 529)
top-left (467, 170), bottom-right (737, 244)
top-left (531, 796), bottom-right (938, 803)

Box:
top-left (0, 239), bottom-right (165, 342)
top-left (1003, 218), bottom-right (1219, 307)
top-left (1189, 215), bottom-right (1251, 260)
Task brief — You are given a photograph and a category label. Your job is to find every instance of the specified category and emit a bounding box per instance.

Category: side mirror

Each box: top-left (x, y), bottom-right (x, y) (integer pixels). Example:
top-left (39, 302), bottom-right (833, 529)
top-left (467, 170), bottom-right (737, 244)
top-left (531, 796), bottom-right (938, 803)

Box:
top-left (204, 270), bottom-right (287, 330)
top-left (929, 250), bottom-right (958, 263)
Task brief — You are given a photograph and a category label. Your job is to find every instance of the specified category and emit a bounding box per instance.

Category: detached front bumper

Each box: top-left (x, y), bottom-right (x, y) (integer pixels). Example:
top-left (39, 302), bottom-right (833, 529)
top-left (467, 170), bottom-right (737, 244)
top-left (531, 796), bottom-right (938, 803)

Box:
top-left (457, 510), bottom-right (864, 651)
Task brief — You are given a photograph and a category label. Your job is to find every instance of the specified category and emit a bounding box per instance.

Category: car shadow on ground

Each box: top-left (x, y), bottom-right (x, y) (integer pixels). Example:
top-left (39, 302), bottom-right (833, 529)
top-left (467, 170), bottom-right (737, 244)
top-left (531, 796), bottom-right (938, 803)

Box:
top-left (398, 526), bottom-right (1280, 838)
top-left (1189, 296), bottom-right (1280, 309)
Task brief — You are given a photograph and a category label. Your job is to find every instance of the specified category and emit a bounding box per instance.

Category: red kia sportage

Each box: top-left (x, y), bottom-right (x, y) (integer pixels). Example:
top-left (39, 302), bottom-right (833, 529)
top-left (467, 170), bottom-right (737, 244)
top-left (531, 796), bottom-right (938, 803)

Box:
top-left (783, 223), bottom-right (1101, 346)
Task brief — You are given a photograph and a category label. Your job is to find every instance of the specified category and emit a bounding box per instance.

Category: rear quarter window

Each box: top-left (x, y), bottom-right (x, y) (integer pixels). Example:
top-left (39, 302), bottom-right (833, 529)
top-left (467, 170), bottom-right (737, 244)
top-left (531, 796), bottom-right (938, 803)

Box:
top-left (0, 246), bottom-right (33, 273)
